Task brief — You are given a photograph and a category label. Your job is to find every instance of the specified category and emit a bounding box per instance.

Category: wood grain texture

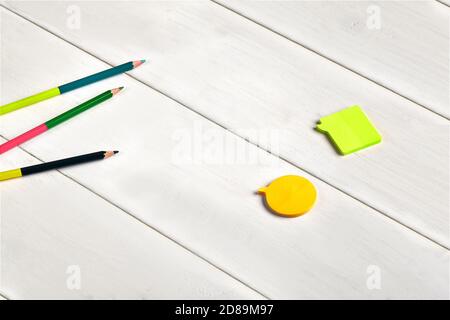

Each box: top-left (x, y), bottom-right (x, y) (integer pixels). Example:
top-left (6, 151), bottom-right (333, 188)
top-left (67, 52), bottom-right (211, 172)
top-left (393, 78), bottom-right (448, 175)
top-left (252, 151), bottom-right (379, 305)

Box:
top-left (0, 137), bottom-right (262, 299)
top-left (3, 1), bottom-right (448, 246)
top-left (0, 7), bottom-right (448, 299)
top-left (215, 0), bottom-right (450, 118)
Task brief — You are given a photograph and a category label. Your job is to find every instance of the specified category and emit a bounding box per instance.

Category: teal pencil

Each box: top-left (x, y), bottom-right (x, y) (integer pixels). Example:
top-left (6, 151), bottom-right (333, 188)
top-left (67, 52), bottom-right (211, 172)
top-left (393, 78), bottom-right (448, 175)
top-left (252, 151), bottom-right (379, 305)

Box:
top-left (0, 60), bottom-right (145, 115)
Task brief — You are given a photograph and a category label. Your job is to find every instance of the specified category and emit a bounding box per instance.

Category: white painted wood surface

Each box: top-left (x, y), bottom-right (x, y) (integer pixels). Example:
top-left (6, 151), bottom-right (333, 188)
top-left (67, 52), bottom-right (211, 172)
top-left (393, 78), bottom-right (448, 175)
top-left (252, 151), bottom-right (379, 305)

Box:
top-left (0, 6), bottom-right (448, 299)
top-left (0, 135), bottom-right (260, 299)
top-left (3, 1), bottom-right (448, 247)
top-left (0, 140), bottom-right (260, 299)
top-left (216, 0), bottom-right (450, 118)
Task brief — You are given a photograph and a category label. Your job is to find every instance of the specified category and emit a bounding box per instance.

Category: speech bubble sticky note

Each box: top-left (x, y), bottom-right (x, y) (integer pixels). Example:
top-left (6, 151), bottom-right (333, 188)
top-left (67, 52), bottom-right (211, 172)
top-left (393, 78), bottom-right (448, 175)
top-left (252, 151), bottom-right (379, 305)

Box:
top-left (258, 175), bottom-right (317, 217)
top-left (316, 106), bottom-right (381, 155)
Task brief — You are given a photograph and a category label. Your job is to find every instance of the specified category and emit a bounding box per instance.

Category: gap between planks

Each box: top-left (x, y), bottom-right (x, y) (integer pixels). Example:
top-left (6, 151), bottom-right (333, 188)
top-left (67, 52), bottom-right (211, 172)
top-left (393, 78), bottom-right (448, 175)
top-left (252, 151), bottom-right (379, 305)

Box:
top-left (1, 4), bottom-right (448, 251)
top-left (436, 0), bottom-right (450, 8)
top-left (0, 289), bottom-right (10, 299)
top-left (210, 0), bottom-right (450, 121)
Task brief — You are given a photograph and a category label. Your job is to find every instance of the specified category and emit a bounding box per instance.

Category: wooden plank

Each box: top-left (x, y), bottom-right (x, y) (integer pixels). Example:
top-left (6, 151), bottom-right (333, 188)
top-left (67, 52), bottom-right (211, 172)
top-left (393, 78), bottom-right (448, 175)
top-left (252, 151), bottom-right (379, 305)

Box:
top-left (2, 1), bottom-right (448, 246)
top-left (0, 7), bottom-right (448, 299)
top-left (215, 0), bottom-right (450, 118)
top-left (0, 140), bottom-right (262, 299)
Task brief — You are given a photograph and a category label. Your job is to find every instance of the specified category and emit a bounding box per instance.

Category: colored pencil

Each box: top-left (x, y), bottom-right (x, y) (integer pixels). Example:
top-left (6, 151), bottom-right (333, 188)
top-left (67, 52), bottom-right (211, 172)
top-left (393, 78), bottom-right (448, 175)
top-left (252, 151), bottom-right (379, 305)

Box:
top-left (0, 151), bottom-right (118, 181)
top-left (0, 87), bottom-right (123, 155)
top-left (0, 60), bottom-right (144, 115)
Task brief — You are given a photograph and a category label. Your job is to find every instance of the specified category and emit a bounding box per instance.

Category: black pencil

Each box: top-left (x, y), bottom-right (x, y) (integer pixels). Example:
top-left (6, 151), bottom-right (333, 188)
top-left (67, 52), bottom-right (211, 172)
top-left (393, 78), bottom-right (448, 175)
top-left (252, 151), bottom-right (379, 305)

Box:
top-left (0, 151), bottom-right (118, 181)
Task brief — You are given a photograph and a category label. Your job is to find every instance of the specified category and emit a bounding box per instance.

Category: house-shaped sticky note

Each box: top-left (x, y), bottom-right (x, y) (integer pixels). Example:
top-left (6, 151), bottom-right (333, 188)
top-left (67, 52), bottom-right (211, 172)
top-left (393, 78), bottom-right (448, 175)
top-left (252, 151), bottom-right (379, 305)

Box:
top-left (316, 106), bottom-right (381, 155)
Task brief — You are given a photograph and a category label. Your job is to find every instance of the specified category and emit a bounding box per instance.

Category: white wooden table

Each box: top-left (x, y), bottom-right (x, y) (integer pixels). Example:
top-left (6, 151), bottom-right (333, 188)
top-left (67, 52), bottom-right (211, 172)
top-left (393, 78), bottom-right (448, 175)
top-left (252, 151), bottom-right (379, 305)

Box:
top-left (0, 0), bottom-right (448, 299)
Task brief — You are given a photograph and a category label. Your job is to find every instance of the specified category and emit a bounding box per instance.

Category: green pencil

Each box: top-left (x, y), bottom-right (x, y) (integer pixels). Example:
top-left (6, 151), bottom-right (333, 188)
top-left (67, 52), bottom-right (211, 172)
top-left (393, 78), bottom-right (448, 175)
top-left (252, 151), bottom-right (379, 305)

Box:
top-left (0, 87), bottom-right (123, 155)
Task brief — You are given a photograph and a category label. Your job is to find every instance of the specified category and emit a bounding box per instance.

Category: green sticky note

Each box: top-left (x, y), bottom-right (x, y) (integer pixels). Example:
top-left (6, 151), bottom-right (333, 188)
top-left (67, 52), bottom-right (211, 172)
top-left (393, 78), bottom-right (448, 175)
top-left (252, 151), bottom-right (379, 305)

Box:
top-left (316, 106), bottom-right (381, 155)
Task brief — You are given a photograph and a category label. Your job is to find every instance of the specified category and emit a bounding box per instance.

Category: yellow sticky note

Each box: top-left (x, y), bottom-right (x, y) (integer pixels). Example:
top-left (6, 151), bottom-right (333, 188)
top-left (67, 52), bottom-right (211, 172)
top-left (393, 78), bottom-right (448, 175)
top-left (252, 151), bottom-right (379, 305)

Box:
top-left (258, 175), bottom-right (317, 217)
top-left (316, 106), bottom-right (381, 155)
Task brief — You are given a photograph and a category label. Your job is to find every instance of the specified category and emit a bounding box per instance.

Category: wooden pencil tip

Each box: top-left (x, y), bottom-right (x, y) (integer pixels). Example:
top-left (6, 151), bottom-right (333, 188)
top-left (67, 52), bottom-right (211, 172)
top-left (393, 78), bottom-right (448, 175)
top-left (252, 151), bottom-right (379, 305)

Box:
top-left (111, 87), bottom-right (124, 96)
top-left (133, 60), bottom-right (146, 68)
top-left (104, 151), bottom-right (118, 159)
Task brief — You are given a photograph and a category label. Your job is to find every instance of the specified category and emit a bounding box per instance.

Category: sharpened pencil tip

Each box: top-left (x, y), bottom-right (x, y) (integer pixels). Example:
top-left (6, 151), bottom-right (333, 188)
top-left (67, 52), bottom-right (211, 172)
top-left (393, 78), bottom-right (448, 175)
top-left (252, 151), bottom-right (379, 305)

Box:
top-left (114, 151), bottom-right (119, 154)
top-left (104, 151), bottom-right (118, 159)
top-left (111, 87), bottom-right (124, 96)
top-left (133, 60), bottom-right (146, 68)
